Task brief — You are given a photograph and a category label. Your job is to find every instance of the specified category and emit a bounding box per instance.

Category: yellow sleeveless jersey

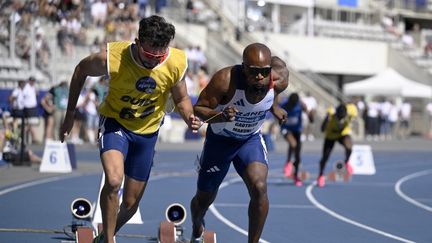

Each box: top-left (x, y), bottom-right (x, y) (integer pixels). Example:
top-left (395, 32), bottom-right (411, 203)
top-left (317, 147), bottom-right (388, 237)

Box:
top-left (324, 103), bottom-right (358, 140)
top-left (98, 41), bottom-right (187, 134)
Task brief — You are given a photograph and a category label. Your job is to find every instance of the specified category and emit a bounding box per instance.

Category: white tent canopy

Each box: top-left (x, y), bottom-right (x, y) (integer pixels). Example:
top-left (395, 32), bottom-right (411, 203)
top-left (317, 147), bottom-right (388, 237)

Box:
top-left (344, 68), bottom-right (432, 98)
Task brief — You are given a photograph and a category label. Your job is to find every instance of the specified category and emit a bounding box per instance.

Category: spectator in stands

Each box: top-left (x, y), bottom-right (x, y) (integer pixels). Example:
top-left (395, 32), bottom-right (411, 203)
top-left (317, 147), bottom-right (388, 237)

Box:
top-left (189, 46), bottom-right (288, 243)
top-left (388, 100), bottom-right (399, 140)
top-left (84, 88), bottom-right (99, 144)
top-left (197, 67), bottom-right (209, 92)
top-left (185, 69), bottom-right (196, 96)
top-left (91, 0), bottom-right (108, 27)
top-left (424, 38), bottom-right (432, 58)
top-left (138, 0), bottom-right (149, 18)
top-left (34, 28), bottom-right (50, 69)
top-left (58, 16), bottom-right (201, 243)
top-left (317, 103), bottom-right (358, 187)
top-left (195, 45), bottom-right (207, 72)
top-left (40, 85), bottom-right (56, 141)
top-left (70, 89), bottom-right (87, 145)
top-left (53, 81), bottom-right (69, 140)
top-left (280, 92), bottom-right (312, 186)
top-left (365, 99), bottom-right (380, 140)
top-left (302, 91), bottom-right (317, 141)
top-left (398, 100), bottom-right (412, 139)
top-left (0, 108), bottom-right (41, 165)
top-left (22, 76), bottom-right (40, 144)
top-left (426, 101), bottom-right (432, 138)
top-left (91, 76), bottom-right (108, 104)
top-left (379, 98), bottom-right (392, 140)
top-left (186, 0), bottom-right (195, 23)
top-left (9, 80), bottom-right (26, 131)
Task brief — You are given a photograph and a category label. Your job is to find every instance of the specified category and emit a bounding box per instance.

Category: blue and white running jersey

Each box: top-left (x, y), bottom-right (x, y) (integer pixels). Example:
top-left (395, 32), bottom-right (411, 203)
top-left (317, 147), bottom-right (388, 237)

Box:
top-left (209, 66), bottom-right (275, 140)
top-left (280, 102), bottom-right (302, 132)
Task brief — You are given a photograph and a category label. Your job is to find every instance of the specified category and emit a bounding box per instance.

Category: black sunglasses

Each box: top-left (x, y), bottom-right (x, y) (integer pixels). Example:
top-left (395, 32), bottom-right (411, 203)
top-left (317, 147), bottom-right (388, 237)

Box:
top-left (244, 64), bottom-right (272, 77)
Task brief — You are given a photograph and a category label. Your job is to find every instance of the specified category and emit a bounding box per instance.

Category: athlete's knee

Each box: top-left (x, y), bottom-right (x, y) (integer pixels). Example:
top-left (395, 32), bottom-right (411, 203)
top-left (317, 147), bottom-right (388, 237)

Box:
top-left (104, 175), bottom-right (123, 192)
top-left (250, 180), bottom-right (268, 198)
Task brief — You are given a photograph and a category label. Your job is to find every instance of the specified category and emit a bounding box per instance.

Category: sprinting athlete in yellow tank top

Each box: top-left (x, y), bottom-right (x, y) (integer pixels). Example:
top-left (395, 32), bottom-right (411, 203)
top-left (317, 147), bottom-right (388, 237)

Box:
top-left (59, 16), bottom-right (202, 243)
top-left (317, 103), bottom-right (358, 187)
top-left (99, 41), bottom-right (187, 134)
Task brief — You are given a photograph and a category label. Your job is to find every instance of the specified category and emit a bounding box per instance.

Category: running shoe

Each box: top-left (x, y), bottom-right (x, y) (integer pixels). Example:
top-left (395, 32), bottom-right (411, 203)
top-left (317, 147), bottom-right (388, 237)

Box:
top-left (283, 161), bottom-right (293, 177)
top-left (317, 175), bottom-right (325, 188)
top-left (190, 235), bottom-right (204, 243)
top-left (190, 229), bottom-right (205, 243)
top-left (92, 233), bottom-right (104, 243)
top-left (346, 162), bottom-right (353, 176)
top-left (294, 176), bottom-right (303, 187)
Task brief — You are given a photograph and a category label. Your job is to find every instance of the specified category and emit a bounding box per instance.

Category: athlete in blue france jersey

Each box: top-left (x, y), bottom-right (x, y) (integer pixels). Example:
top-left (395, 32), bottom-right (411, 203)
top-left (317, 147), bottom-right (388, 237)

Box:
top-left (280, 92), bottom-right (312, 186)
top-left (189, 43), bottom-right (289, 243)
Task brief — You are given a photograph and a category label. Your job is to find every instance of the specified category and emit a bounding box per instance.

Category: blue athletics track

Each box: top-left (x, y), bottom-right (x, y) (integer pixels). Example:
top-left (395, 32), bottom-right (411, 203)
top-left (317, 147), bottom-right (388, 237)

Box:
top-left (0, 137), bottom-right (431, 243)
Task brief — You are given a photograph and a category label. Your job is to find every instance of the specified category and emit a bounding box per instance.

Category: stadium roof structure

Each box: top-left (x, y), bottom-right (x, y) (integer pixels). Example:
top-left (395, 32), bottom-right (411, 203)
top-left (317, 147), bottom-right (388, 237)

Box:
top-left (343, 68), bottom-right (432, 99)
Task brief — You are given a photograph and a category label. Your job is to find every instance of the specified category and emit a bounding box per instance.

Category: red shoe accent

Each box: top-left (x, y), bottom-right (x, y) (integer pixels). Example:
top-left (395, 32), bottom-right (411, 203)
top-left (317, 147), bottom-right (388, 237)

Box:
top-left (284, 161), bottom-right (293, 177)
top-left (346, 162), bottom-right (353, 176)
top-left (294, 176), bottom-right (303, 187)
top-left (317, 175), bottom-right (325, 187)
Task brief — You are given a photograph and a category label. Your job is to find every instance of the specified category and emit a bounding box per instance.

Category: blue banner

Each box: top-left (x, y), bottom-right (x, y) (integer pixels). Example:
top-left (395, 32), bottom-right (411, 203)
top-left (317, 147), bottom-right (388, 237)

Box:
top-left (338, 0), bottom-right (357, 7)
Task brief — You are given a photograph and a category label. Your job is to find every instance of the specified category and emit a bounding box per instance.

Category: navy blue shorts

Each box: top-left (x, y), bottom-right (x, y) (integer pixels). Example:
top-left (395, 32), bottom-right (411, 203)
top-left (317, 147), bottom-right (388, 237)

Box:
top-left (99, 116), bottom-right (158, 181)
top-left (197, 128), bottom-right (268, 192)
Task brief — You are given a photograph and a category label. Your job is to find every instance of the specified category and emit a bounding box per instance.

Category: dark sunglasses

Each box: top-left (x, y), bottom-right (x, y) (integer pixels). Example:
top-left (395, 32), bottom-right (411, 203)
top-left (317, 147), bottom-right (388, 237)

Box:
top-left (244, 64), bottom-right (272, 77)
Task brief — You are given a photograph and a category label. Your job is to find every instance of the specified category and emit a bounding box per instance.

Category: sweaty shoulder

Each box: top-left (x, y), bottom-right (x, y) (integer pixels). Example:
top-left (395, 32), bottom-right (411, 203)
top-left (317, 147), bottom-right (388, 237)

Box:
top-left (210, 66), bottom-right (234, 93)
top-left (78, 50), bottom-right (107, 77)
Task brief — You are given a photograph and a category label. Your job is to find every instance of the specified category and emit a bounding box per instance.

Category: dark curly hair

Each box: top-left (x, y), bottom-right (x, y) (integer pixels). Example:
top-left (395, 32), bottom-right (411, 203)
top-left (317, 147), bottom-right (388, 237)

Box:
top-left (138, 15), bottom-right (175, 48)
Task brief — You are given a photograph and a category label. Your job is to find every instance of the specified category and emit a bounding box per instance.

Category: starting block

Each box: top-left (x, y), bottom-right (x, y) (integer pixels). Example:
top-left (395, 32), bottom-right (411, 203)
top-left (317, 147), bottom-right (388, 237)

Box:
top-left (327, 160), bottom-right (351, 182)
top-left (158, 203), bottom-right (216, 243)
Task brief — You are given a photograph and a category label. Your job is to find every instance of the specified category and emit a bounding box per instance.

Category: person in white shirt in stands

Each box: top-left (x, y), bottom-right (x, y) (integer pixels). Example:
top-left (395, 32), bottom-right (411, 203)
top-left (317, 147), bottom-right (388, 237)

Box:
top-left (302, 91), bottom-right (317, 141)
top-left (387, 100), bottom-right (399, 140)
top-left (84, 88), bottom-right (99, 144)
top-left (366, 99), bottom-right (380, 141)
top-left (9, 80), bottom-right (26, 131)
top-left (379, 98), bottom-right (392, 140)
top-left (398, 101), bottom-right (412, 139)
top-left (22, 76), bottom-right (40, 144)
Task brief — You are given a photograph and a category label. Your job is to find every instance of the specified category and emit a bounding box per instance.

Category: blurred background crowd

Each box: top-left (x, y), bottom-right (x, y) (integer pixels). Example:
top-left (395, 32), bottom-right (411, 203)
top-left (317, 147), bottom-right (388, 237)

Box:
top-left (0, 0), bottom-right (432, 148)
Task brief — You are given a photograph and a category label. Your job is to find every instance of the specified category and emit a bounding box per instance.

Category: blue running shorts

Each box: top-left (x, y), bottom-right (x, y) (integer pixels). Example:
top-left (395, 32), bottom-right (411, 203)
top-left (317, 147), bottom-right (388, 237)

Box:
top-left (99, 116), bottom-right (158, 181)
top-left (197, 127), bottom-right (268, 192)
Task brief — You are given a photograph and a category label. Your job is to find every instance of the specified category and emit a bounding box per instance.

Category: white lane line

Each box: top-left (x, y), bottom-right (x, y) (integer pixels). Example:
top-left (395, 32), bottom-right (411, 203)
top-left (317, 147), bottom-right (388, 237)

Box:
top-left (214, 203), bottom-right (315, 209)
top-left (0, 172), bottom-right (176, 197)
top-left (305, 183), bottom-right (415, 243)
top-left (395, 170), bottom-right (432, 212)
top-left (0, 174), bottom-right (82, 196)
top-left (209, 177), bottom-right (270, 243)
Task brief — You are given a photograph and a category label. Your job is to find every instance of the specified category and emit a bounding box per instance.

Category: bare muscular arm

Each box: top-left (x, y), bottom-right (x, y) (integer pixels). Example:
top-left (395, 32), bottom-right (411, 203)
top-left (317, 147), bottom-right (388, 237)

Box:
top-left (194, 67), bottom-right (237, 123)
top-left (60, 51), bottom-right (107, 142)
top-left (170, 77), bottom-right (201, 131)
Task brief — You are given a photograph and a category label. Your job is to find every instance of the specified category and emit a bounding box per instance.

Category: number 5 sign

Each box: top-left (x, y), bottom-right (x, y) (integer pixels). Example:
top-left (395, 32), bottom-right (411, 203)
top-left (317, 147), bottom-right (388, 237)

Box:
top-left (349, 145), bottom-right (376, 175)
top-left (39, 140), bottom-right (72, 173)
